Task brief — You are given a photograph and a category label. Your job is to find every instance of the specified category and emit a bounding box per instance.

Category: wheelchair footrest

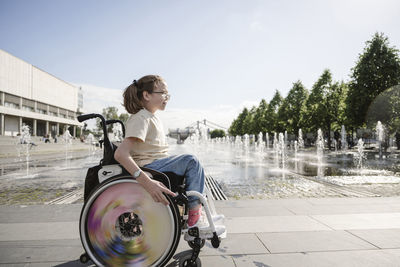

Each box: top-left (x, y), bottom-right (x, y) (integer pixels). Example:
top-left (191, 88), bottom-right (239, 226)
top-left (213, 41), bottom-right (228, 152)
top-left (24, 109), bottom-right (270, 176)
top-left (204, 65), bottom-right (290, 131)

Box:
top-left (184, 224), bottom-right (226, 241)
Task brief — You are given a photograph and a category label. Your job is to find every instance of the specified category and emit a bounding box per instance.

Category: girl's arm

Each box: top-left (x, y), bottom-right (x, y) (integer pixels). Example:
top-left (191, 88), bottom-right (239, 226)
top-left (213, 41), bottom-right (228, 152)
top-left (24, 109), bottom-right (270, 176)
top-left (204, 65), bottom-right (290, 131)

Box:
top-left (114, 137), bottom-right (175, 205)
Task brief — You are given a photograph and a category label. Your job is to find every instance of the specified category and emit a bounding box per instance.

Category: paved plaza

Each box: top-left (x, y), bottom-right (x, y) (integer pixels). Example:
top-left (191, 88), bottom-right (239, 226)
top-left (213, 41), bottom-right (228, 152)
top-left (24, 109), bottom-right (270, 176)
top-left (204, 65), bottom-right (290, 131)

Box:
top-left (0, 197), bottom-right (400, 266)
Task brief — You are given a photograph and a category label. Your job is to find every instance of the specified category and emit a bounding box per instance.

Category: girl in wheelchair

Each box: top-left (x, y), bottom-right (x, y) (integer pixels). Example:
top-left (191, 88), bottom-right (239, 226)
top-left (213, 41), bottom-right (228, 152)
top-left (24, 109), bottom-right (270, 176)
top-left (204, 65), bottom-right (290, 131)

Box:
top-left (78, 75), bottom-right (225, 267)
top-left (115, 75), bottom-right (204, 228)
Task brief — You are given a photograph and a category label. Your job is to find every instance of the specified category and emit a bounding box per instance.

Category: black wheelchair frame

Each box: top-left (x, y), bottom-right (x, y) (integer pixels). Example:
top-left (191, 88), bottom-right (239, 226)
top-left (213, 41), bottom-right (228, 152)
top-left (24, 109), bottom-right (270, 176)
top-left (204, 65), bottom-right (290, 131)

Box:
top-left (77, 113), bottom-right (222, 267)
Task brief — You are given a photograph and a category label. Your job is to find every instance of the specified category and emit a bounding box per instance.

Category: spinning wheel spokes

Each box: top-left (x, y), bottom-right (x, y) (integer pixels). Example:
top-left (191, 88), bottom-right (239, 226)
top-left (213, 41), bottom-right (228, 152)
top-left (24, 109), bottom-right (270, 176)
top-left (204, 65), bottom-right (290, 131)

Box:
top-left (81, 179), bottom-right (179, 266)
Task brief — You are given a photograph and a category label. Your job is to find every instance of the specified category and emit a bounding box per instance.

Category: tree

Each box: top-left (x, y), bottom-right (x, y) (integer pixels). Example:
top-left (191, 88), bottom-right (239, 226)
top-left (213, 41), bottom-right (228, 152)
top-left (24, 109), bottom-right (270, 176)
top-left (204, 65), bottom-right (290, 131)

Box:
top-left (264, 90), bottom-right (283, 133)
top-left (300, 70), bottom-right (331, 134)
top-left (253, 99), bottom-right (268, 134)
top-left (324, 80), bottom-right (348, 149)
top-left (118, 113), bottom-right (129, 124)
top-left (229, 107), bottom-right (249, 136)
top-left (300, 70), bottom-right (349, 149)
top-left (366, 85), bottom-right (400, 134)
top-left (243, 106), bottom-right (257, 135)
top-left (277, 81), bottom-right (308, 134)
top-left (210, 129), bottom-right (226, 139)
top-left (346, 32), bottom-right (400, 129)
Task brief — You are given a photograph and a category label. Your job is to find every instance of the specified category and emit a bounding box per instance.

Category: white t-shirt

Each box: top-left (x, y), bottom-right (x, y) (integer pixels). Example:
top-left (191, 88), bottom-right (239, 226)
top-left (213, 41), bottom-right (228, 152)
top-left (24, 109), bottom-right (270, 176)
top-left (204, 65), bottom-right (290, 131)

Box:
top-left (125, 108), bottom-right (169, 166)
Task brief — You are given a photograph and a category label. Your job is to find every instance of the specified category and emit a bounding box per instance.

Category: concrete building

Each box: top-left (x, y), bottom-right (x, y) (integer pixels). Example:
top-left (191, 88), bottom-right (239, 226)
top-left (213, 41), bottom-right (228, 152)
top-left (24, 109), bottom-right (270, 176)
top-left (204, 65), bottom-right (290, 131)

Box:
top-left (0, 49), bottom-right (82, 138)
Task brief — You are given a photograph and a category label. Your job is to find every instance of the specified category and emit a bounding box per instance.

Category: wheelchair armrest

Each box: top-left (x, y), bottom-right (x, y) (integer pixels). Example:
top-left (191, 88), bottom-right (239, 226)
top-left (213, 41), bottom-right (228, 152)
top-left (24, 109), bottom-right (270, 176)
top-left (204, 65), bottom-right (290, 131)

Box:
top-left (116, 165), bottom-right (184, 193)
top-left (140, 167), bottom-right (185, 193)
top-left (141, 167), bottom-right (172, 190)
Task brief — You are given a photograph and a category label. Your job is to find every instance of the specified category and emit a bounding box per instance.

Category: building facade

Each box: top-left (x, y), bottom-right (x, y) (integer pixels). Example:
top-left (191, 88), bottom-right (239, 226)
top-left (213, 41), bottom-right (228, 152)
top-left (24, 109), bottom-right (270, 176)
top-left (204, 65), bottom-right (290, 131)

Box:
top-left (0, 49), bottom-right (82, 137)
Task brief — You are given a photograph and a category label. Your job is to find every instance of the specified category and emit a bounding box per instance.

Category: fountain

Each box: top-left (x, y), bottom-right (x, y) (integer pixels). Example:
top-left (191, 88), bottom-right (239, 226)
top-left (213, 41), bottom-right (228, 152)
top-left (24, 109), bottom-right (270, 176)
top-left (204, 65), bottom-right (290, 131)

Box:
top-left (3, 116), bottom-right (400, 204)
top-left (298, 129), bottom-right (304, 149)
top-left (112, 123), bottom-right (123, 142)
top-left (256, 132), bottom-right (264, 154)
top-left (376, 121), bottom-right (384, 159)
top-left (273, 132), bottom-right (278, 151)
top-left (354, 138), bottom-right (365, 169)
top-left (86, 133), bottom-right (96, 155)
top-left (243, 134), bottom-right (250, 160)
top-left (284, 131), bottom-right (288, 148)
top-left (278, 133), bottom-right (285, 170)
top-left (19, 124), bottom-right (31, 176)
top-left (63, 128), bottom-right (73, 166)
top-left (316, 129), bottom-right (324, 159)
top-left (341, 125), bottom-right (347, 151)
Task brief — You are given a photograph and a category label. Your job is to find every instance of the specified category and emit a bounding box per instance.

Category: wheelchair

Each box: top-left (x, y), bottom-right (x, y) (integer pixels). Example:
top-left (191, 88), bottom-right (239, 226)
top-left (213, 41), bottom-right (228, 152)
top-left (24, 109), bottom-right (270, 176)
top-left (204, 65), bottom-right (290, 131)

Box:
top-left (77, 113), bottom-right (226, 267)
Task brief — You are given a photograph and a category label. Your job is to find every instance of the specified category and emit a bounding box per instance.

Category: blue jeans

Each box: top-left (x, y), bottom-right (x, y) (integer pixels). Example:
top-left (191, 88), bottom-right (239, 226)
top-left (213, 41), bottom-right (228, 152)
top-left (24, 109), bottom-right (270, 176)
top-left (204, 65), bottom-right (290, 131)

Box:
top-left (144, 154), bottom-right (205, 209)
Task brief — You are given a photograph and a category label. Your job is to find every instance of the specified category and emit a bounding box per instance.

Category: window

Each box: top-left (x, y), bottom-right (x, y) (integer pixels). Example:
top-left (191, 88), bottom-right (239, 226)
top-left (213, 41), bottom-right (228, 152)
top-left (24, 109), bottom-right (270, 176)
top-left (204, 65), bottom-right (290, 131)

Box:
top-left (22, 105), bottom-right (35, 112)
top-left (4, 102), bottom-right (19, 109)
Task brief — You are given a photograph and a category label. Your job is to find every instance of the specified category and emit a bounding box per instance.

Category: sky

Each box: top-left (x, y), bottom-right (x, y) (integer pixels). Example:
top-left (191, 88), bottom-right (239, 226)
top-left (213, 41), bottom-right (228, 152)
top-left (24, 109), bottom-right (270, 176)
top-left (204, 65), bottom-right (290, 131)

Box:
top-left (1, 0), bottom-right (399, 130)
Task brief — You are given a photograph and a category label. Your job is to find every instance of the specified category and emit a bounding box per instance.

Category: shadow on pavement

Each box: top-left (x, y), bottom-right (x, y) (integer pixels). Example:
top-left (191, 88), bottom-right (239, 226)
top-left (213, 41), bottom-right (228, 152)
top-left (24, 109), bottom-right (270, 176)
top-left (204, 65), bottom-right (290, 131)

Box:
top-left (166, 250), bottom-right (201, 267)
top-left (52, 250), bottom-right (200, 267)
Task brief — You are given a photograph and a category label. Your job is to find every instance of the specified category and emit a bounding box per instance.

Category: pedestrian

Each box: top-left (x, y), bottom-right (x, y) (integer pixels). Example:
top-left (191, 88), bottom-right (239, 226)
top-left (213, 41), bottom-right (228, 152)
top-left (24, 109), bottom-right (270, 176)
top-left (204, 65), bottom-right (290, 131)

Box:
top-left (395, 132), bottom-right (400, 150)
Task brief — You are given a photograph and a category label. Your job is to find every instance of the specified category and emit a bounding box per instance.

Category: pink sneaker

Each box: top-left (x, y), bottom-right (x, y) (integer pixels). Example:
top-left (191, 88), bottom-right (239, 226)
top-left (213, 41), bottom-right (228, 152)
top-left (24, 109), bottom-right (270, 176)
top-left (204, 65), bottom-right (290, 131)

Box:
top-left (187, 206), bottom-right (202, 227)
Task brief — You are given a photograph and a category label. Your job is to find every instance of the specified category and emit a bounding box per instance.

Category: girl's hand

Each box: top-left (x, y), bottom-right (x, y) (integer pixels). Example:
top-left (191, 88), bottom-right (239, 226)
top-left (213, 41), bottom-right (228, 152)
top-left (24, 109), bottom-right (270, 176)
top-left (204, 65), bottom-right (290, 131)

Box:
top-left (137, 173), bottom-right (176, 205)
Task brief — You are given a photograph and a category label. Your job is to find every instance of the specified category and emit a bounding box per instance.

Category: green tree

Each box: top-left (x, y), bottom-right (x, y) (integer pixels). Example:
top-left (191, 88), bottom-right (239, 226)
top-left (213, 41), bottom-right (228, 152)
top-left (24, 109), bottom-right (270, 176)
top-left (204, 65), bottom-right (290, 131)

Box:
top-left (229, 107), bottom-right (249, 136)
top-left (118, 113), bottom-right (129, 124)
top-left (300, 70), bottom-right (348, 149)
top-left (366, 85), bottom-right (400, 134)
top-left (264, 90), bottom-right (283, 133)
top-left (210, 129), bottom-right (226, 139)
top-left (325, 80), bottom-right (348, 149)
top-left (253, 99), bottom-right (268, 133)
top-left (243, 106), bottom-right (257, 134)
top-left (346, 32), bottom-right (400, 129)
top-left (300, 70), bottom-right (331, 134)
top-left (277, 81), bottom-right (308, 134)
top-left (335, 82), bottom-right (349, 130)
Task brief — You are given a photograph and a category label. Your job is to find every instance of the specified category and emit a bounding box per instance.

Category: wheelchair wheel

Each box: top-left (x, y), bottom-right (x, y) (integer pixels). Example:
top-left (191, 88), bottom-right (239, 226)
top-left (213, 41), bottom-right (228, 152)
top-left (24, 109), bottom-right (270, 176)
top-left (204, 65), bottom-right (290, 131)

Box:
top-left (80, 177), bottom-right (181, 266)
top-left (180, 254), bottom-right (201, 267)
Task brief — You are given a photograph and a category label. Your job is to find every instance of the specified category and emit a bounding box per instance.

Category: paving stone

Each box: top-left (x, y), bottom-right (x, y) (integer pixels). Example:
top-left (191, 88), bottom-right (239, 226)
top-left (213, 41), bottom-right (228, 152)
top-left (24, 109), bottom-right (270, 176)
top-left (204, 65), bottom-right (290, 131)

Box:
top-left (349, 229), bottom-right (400, 249)
top-left (175, 233), bottom-right (269, 256)
top-left (256, 230), bottom-right (376, 253)
top-left (0, 204), bottom-right (82, 223)
top-left (0, 239), bottom-right (83, 264)
top-left (215, 205), bottom-right (293, 217)
top-left (226, 215), bottom-right (331, 233)
top-left (312, 213), bottom-right (400, 230)
top-left (287, 203), bottom-right (400, 215)
top-left (0, 222), bottom-right (79, 241)
top-left (167, 250), bottom-right (235, 267)
top-left (233, 249), bottom-right (400, 267)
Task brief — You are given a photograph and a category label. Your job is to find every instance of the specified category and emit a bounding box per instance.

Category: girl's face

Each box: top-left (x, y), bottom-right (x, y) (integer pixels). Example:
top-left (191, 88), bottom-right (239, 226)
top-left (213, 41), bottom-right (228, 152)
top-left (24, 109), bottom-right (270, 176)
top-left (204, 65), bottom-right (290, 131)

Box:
top-left (143, 81), bottom-right (170, 113)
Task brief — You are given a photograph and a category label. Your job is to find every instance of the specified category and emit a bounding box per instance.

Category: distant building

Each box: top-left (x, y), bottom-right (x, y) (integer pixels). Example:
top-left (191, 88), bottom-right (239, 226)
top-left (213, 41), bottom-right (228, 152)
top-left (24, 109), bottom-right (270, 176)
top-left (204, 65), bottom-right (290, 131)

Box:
top-left (0, 49), bottom-right (82, 137)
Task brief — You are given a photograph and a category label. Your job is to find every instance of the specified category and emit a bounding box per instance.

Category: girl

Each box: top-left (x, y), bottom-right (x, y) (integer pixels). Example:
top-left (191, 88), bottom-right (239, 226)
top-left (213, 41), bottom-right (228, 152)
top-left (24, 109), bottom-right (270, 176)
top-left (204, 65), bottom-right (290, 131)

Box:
top-left (114, 75), bottom-right (204, 227)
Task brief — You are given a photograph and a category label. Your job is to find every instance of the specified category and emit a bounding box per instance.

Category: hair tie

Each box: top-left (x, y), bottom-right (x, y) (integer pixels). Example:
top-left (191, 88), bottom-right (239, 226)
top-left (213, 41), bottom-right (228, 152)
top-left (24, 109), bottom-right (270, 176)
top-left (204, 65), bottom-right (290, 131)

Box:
top-left (133, 79), bottom-right (138, 86)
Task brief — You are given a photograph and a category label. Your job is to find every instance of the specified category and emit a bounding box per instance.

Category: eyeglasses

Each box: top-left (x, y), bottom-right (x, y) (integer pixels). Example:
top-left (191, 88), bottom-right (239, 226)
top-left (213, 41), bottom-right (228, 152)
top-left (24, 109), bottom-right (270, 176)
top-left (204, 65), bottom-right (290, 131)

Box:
top-left (152, 91), bottom-right (171, 100)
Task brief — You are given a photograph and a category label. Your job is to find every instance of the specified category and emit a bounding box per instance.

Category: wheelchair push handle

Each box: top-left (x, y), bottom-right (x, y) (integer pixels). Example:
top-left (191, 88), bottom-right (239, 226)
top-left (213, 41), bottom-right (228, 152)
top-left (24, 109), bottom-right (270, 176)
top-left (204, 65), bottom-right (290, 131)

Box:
top-left (77, 113), bottom-right (100, 123)
top-left (77, 113), bottom-right (113, 164)
top-left (105, 119), bottom-right (126, 138)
